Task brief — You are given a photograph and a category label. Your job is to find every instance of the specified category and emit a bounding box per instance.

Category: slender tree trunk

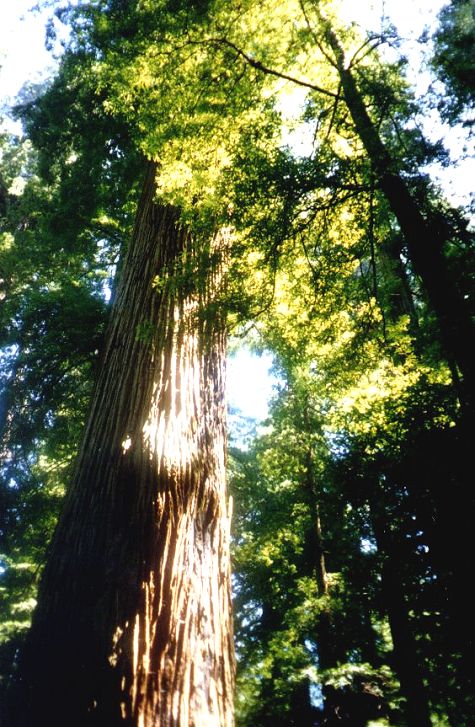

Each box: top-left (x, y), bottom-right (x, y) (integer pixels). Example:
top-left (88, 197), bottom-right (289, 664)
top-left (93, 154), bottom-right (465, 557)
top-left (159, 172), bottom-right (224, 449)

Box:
top-left (381, 563), bottom-right (432, 727)
top-left (318, 13), bottom-right (475, 412)
top-left (317, 23), bottom-right (475, 688)
top-left (304, 450), bottom-right (328, 599)
top-left (302, 450), bottom-right (339, 724)
top-left (371, 521), bottom-right (432, 727)
top-left (10, 162), bottom-right (235, 726)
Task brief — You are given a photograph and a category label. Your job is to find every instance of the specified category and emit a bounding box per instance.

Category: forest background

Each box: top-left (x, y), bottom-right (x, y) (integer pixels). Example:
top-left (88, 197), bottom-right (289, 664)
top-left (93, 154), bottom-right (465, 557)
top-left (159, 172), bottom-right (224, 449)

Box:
top-left (1, 0), bottom-right (474, 725)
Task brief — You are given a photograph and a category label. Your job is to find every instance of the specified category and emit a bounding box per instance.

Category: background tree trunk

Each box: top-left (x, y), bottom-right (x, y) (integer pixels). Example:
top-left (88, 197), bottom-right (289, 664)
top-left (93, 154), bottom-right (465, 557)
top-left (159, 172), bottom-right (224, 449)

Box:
top-left (371, 520), bottom-right (432, 727)
top-left (319, 14), bottom-right (475, 412)
top-left (11, 162), bottom-right (235, 726)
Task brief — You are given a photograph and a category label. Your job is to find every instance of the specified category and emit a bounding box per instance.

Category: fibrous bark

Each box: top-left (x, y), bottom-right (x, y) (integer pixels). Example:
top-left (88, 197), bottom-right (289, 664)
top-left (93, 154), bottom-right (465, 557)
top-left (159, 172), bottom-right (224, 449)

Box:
top-left (11, 162), bottom-right (235, 726)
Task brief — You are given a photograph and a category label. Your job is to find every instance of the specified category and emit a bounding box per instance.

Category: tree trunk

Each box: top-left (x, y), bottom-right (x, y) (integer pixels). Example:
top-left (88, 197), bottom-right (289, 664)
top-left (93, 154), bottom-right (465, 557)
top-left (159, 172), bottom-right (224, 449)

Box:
top-left (10, 162), bottom-right (235, 726)
top-left (318, 25), bottom-right (475, 684)
top-left (381, 563), bottom-right (432, 727)
top-left (301, 450), bottom-right (340, 724)
top-left (303, 451), bottom-right (328, 599)
top-left (318, 14), bottom-right (475, 412)
top-left (371, 521), bottom-right (432, 727)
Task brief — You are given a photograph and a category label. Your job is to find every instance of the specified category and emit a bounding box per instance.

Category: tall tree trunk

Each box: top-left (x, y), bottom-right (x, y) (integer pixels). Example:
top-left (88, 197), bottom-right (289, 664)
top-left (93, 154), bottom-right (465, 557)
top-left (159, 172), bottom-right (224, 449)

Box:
top-left (317, 12), bottom-right (475, 413)
top-left (10, 162), bottom-right (235, 726)
top-left (381, 562), bottom-right (432, 727)
top-left (303, 451), bottom-right (328, 599)
top-left (302, 449), bottom-right (339, 724)
top-left (317, 21), bottom-right (475, 691)
top-left (371, 521), bottom-right (432, 727)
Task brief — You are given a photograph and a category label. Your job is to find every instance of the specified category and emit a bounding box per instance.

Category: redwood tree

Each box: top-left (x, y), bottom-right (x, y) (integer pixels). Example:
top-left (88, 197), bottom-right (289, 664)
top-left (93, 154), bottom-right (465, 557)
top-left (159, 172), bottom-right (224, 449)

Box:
top-left (10, 162), bottom-right (235, 726)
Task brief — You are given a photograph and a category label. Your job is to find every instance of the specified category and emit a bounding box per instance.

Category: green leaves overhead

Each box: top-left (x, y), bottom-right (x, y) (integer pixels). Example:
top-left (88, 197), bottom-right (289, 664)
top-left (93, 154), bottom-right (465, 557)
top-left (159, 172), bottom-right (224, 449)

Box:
top-left (432, 0), bottom-right (475, 124)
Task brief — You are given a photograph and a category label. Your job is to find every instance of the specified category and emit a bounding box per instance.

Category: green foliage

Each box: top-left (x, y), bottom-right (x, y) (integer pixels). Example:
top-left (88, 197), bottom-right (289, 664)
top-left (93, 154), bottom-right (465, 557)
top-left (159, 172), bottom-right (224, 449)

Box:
top-left (1, 98), bottom-right (137, 696)
top-left (432, 0), bottom-right (475, 124)
top-left (230, 373), bottom-right (403, 725)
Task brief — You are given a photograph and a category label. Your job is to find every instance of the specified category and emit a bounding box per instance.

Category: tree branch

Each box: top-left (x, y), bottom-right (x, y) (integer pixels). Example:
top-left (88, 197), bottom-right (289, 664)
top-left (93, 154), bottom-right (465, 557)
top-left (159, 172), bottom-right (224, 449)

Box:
top-left (298, 0), bottom-right (337, 68)
top-left (348, 34), bottom-right (392, 69)
top-left (209, 37), bottom-right (340, 99)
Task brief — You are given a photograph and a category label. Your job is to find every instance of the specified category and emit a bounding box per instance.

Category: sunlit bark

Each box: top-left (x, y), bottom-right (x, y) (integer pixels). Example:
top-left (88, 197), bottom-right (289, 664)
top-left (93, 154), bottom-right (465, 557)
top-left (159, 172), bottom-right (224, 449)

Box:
top-left (12, 162), bottom-right (235, 726)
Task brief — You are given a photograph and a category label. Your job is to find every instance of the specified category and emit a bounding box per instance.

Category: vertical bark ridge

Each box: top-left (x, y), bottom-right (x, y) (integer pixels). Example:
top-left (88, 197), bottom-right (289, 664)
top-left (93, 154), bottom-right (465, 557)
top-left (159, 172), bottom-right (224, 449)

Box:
top-left (12, 161), bottom-right (235, 726)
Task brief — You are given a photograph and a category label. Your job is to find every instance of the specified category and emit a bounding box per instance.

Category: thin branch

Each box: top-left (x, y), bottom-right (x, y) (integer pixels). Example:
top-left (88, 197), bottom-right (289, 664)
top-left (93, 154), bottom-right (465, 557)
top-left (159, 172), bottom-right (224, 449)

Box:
top-left (298, 0), bottom-right (337, 68)
top-left (348, 34), bottom-right (392, 69)
top-left (208, 37), bottom-right (339, 99)
top-left (368, 180), bottom-right (388, 343)
top-left (322, 82), bottom-right (343, 145)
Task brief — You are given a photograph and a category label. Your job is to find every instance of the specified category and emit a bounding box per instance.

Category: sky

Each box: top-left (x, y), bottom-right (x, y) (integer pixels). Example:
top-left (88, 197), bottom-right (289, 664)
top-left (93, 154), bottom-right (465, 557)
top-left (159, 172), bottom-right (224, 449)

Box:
top-left (0, 0), bottom-right (472, 420)
top-left (341, 0), bottom-right (444, 36)
top-left (0, 1), bottom-right (57, 103)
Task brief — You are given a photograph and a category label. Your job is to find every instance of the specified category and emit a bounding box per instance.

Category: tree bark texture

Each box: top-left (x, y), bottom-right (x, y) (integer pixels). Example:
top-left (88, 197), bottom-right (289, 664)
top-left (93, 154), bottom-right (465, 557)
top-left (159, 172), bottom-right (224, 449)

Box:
top-left (11, 162), bottom-right (235, 726)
